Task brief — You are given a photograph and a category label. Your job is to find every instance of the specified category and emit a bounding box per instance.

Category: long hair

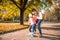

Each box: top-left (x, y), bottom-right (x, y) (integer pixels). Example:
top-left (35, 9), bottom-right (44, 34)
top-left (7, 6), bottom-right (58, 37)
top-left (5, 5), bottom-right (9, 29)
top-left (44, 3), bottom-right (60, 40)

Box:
top-left (32, 8), bottom-right (39, 15)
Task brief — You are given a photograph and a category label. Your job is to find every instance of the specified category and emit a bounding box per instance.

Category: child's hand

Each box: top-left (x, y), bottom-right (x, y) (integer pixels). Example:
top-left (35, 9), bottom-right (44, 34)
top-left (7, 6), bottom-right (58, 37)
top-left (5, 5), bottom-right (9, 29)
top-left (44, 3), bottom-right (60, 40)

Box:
top-left (28, 23), bottom-right (31, 25)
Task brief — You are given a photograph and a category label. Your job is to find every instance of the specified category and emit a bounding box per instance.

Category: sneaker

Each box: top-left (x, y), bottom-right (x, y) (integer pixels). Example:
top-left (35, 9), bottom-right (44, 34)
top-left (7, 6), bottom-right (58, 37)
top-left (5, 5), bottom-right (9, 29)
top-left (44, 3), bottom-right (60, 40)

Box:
top-left (34, 31), bottom-right (36, 34)
top-left (31, 32), bottom-right (34, 38)
top-left (39, 34), bottom-right (42, 38)
top-left (29, 32), bottom-right (34, 39)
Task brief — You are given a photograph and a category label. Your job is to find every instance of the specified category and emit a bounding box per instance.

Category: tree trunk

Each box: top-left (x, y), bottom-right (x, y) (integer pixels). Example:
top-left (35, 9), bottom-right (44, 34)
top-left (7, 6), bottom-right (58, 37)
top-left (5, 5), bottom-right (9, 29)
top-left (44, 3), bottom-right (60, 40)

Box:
top-left (20, 9), bottom-right (24, 25)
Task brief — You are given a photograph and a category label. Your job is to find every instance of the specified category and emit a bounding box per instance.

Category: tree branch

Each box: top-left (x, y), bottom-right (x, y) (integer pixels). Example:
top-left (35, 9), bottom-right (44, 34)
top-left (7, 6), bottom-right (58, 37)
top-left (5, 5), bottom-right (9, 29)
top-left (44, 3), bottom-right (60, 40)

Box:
top-left (11, 0), bottom-right (21, 9)
top-left (22, 0), bottom-right (28, 10)
top-left (23, 0), bottom-right (28, 8)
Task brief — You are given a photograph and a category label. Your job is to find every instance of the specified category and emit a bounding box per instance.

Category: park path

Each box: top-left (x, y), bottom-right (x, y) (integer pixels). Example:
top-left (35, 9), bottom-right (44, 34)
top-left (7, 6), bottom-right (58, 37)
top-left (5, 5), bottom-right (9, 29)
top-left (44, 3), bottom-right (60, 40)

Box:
top-left (0, 23), bottom-right (60, 40)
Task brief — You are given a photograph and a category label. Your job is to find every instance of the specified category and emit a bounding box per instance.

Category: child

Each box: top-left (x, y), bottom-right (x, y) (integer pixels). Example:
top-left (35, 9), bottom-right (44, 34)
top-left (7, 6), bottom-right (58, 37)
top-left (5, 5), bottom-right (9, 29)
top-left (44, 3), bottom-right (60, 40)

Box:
top-left (28, 10), bottom-right (37, 38)
top-left (32, 13), bottom-right (37, 33)
top-left (28, 13), bottom-right (34, 38)
top-left (28, 9), bottom-right (38, 40)
top-left (32, 9), bottom-right (38, 33)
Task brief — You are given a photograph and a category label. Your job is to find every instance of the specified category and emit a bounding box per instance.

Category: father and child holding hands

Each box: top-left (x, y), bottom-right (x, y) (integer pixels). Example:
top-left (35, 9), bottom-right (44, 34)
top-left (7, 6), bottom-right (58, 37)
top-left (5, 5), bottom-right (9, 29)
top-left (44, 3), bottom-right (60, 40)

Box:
top-left (28, 8), bottom-right (44, 39)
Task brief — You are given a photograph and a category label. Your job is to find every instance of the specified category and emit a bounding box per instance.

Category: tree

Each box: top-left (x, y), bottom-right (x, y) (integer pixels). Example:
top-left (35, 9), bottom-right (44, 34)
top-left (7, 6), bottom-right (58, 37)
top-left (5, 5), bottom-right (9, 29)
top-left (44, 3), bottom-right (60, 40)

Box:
top-left (54, 8), bottom-right (60, 21)
top-left (10, 0), bottom-right (30, 25)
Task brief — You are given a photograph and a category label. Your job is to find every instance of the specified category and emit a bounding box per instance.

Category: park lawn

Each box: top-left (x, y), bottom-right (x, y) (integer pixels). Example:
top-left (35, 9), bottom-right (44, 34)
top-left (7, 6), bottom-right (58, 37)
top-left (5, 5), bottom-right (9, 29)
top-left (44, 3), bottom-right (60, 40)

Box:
top-left (0, 22), bottom-right (28, 33)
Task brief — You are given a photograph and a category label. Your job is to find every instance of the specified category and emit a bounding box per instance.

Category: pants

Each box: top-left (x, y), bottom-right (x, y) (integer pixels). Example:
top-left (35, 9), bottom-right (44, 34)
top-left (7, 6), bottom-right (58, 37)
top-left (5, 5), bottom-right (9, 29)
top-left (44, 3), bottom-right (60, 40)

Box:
top-left (37, 19), bottom-right (42, 35)
top-left (29, 24), bottom-right (36, 38)
top-left (29, 24), bottom-right (36, 32)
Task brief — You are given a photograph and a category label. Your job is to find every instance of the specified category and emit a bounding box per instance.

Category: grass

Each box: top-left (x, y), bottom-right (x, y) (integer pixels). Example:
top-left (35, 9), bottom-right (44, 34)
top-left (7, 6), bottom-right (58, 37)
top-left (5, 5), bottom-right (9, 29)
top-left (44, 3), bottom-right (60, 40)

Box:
top-left (0, 20), bottom-right (19, 23)
top-left (0, 22), bottom-right (29, 34)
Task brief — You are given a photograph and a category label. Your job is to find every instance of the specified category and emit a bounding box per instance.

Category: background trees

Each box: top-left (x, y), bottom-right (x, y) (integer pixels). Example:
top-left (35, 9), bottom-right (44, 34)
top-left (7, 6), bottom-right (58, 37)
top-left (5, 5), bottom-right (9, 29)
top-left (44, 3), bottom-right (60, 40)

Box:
top-left (0, 0), bottom-right (60, 24)
top-left (10, 0), bottom-right (53, 25)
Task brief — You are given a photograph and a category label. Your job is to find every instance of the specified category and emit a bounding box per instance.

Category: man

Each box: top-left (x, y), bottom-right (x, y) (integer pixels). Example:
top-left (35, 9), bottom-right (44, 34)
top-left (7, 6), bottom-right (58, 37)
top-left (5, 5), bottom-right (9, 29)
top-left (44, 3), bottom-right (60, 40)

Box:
top-left (37, 11), bottom-right (44, 37)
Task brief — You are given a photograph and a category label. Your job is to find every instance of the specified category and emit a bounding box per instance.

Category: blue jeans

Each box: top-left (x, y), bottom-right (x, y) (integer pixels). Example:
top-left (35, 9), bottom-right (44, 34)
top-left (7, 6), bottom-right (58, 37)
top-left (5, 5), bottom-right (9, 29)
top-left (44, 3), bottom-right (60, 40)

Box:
top-left (29, 24), bottom-right (36, 32)
top-left (37, 19), bottom-right (42, 35)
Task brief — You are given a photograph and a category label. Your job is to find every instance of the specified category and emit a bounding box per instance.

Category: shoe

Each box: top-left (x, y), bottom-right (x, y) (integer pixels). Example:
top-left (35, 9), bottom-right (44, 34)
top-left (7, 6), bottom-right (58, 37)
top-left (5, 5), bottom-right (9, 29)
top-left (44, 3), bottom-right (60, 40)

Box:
top-left (34, 31), bottom-right (36, 34)
top-left (29, 32), bottom-right (34, 38)
top-left (39, 34), bottom-right (42, 38)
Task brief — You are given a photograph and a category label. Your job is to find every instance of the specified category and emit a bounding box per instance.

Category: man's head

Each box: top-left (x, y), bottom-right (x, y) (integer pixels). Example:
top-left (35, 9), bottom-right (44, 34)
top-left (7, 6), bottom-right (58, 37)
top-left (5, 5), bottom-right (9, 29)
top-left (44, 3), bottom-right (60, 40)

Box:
top-left (32, 9), bottom-right (38, 16)
top-left (32, 9), bottom-right (38, 15)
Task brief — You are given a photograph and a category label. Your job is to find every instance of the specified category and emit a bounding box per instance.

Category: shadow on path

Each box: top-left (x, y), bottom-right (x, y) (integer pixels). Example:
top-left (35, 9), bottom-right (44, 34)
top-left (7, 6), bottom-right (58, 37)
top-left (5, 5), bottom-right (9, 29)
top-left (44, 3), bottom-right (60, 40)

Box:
top-left (41, 27), bottom-right (60, 31)
top-left (41, 24), bottom-right (60, 31)
top-left (41, 33), bottom-right (60, 40)
top-left (42, 36), bottom-right (60, 40)
top-left (43, 33), bottom-right (60, 37)
top-left (50, 25), bottom-right (60, 27)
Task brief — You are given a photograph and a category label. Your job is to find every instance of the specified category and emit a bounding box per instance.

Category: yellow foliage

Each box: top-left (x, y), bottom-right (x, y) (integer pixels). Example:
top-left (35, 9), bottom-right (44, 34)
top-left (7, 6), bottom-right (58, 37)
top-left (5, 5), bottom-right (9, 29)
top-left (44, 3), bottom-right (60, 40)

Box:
top-left (0, 12), bottom-right (3, 16)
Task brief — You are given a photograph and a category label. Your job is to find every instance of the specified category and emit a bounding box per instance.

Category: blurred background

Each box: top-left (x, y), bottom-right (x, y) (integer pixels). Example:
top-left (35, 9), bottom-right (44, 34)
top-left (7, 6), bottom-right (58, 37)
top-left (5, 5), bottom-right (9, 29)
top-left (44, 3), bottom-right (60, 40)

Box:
top-left (0, 0), bottom-right (60, 23)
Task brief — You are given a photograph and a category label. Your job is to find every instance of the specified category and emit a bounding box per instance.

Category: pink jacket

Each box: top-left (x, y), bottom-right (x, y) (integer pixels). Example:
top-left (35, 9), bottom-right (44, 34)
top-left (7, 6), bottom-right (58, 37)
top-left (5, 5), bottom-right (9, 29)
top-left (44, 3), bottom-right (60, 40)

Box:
top-left (33, 16), bottom-right (37, 24)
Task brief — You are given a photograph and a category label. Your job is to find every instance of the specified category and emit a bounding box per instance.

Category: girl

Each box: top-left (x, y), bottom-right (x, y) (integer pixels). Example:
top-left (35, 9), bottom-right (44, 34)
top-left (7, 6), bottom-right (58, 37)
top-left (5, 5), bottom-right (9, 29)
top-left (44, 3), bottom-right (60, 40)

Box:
top-left (28, 13), bottom-right (34, 38)
top-left (28, 9), bottom-right (37, 38)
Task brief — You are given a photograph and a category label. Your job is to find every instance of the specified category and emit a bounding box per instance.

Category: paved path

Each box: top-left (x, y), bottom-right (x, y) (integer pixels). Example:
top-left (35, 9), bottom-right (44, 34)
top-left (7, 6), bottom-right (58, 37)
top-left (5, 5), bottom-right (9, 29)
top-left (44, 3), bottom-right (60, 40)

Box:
top-left (0, 23), bottom-right (60, 40)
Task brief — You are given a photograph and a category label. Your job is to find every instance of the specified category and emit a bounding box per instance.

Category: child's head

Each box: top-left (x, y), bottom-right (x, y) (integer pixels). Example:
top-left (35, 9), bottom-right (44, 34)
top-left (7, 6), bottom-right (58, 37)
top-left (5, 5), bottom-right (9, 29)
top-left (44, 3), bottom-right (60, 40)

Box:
top-left (29, 14), bottom-right (32, 18)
